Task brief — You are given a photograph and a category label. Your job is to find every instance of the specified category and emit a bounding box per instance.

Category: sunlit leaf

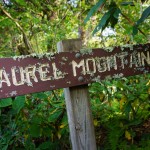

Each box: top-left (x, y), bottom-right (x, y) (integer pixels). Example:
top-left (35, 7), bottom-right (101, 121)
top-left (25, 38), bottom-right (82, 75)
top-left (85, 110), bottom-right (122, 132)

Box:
top-left (57, 131), bottom-right (61, 139)
top-left (94, 119), bottom-right (98, 126)
top-left (125, 130), bottom-right (131, 140)
top-left (15, 0), bottom-right (26, 6)
top-left (120, 96), bottom-right (126, 110)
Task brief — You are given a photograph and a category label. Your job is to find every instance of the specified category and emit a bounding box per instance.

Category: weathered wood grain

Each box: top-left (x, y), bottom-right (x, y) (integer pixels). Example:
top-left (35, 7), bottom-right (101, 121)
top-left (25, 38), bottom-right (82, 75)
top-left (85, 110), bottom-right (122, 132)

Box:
top-left (57, 39), bottom-right (97, 150)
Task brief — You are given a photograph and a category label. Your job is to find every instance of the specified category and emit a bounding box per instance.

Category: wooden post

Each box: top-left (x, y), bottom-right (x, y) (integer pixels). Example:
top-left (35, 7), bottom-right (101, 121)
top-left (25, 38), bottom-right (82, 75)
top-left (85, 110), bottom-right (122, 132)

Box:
top-left (57, 39), bottom-right (97, 150)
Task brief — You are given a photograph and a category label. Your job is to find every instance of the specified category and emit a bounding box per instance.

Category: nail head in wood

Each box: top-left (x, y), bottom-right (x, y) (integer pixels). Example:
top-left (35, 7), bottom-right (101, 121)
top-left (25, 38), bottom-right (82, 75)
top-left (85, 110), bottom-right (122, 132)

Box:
top-left (78, 76), bottom-right (84, 82)
top-left (75, 53), bottom-right (81, 59)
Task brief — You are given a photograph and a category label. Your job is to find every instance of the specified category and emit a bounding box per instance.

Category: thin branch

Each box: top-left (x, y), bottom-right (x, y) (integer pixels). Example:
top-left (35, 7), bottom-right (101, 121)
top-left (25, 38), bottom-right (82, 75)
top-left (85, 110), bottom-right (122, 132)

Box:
top-left (0, 5), bottom-right (33, 52)
top-left (121, 12), bottom-right (146, 37)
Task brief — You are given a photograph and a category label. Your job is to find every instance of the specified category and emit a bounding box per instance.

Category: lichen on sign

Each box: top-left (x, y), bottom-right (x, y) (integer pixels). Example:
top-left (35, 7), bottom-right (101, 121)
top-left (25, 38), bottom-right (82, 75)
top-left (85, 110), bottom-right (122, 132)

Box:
top-left (0, 43), bottom-right (149, 99)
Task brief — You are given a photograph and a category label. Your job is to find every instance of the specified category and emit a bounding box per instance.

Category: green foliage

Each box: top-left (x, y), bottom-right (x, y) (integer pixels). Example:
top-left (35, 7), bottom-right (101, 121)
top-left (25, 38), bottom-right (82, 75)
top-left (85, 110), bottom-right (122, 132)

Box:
top-left (90, 74), bottom-right (150, 149)
top-left (133, 6), bottom-right (150, 35)
top-left (93, 2), bottom-right (121, 35)
top-left (84, 0), bottom-right (150, 43)
top-left (12, 96), bottom-right (25, 113)
top-left (15, 0), bottom-right (26, 6)
top-left (137, 6), bottom-right (150, 25)
top-left (0, 0), bottom-right (150, 149)
top-left (0, 76), bottom-right (149, 149)
top-left (120, 2), bottom-right (134, 6)
top-left (0, 90), bottom-right (70, 149)
top-left (84, 0), bottom-right (106, 24)
top-left (0, 98), bottom-right (12, 107)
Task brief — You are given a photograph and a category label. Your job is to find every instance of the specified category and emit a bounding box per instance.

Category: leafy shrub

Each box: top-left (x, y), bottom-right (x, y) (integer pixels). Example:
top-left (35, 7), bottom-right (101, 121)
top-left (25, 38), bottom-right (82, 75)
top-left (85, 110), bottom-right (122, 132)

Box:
top-left (0, 74), bottom-right (149, 149)
top-left (90, 74), bottom-right (150, 149)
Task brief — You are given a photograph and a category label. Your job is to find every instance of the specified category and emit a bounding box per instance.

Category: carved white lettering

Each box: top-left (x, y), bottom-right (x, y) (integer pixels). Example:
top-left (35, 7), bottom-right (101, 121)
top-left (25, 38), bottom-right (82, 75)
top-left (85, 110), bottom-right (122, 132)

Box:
top-left (117, 52), bottom-right (128, 69)
top-left (11, 67), bottom-right (25, 86)
top-left (107, 55), bottom-right (117, 71)
top-left (138, 52), bottom-right (142, 66)
top-left (96, 57), bottom-right (107, 72)
top-left (52, 63), bottom-right (63, 79)
top-left (72, 60), bottom-right (86, 77)
top-left (25, 65), bottom-right (38, 84)
top-left (130, 53), bottom-right (138, 68)
top-left (0, 48), bottom-right (149, 91)
top-left (86, 58), bottom-right (96, 74)
top-left (141, 51), bottom-right (150, 66)
top-left (0, 69), bottom-right (11, 88)
top-left (39, 63), bottom-right (51, 81)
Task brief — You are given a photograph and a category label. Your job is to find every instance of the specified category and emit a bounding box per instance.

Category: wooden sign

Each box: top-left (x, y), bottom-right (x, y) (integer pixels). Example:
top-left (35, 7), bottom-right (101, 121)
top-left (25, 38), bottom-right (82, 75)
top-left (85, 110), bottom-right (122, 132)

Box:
top-left (0, 43), bottom-right (150, 99)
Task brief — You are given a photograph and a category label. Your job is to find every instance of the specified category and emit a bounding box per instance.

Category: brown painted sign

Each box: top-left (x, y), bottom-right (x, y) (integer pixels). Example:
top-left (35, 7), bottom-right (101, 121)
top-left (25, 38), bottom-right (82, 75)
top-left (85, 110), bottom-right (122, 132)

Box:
top-left (0, 43), bottom-right (150, 99)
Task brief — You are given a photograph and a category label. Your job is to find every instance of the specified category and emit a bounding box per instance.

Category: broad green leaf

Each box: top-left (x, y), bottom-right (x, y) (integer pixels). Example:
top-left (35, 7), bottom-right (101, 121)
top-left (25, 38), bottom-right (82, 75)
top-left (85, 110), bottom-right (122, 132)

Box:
top-left (136, 6), bottom-right (150, 25)
top-left (102, 17), bottom-right (111, 30)
top-left (110, 16), bottom-right (118, 28)
top-left (48, 109), bottom-right (63, 122)
top-left (84, 0), bottom-right (106, 24)
top-left (41, 126), bottom-right (52, 137)
top-left (12, 96), bottom-right (25, 113)
top-left (110, 4), bottom-right (121, 28)
top-left (113, 8), bottom-right (121, 19)
top-left (32, 93), bottom-right (48, 100)
top-left (38, 141), bottom-right (57, 150)
top-left (50, 100), bottom-right (64, 108)
top-left (2, 145), bottom-right (8, 150)
top-left (30, 124), bottom-right (41, 137)
top-left (92, 10), bottom-right (111, 35)
top-left (0, 98), bottom-right (12, 108)
top-left (31, 116), bottom-right (42, 124)
top-left (38, 142), bottom-right (52, 149)
top-left (133, 25), bottom-right (138, 36)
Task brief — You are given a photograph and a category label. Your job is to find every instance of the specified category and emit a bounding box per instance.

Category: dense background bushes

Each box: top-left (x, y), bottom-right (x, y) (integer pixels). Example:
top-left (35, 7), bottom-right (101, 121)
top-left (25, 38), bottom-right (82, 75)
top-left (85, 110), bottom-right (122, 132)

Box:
top-left (0, 0), bottom-right (150, 149)
top-left (0, 74), bottom-right (149, 149)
